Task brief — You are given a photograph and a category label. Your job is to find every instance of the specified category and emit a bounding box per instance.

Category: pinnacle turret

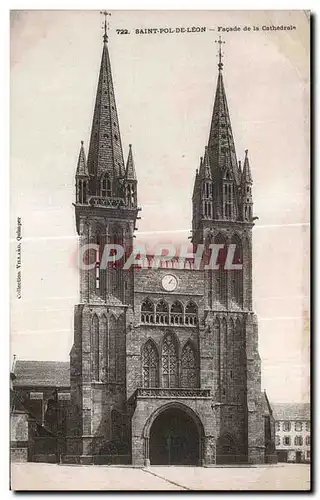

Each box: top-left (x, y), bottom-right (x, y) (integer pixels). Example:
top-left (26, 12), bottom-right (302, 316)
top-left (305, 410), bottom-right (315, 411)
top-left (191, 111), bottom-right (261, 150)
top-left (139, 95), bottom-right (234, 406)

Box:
top-left (242, 149), bottom-right (253, 184)
top-left (125, 144), bottom-right (137, 181)
top-left (76, 141), bottom-right (88, 177)
top-left (202, 146), bottom-right (212, 180)
top-left (241, 149), bottom-right (253, 222)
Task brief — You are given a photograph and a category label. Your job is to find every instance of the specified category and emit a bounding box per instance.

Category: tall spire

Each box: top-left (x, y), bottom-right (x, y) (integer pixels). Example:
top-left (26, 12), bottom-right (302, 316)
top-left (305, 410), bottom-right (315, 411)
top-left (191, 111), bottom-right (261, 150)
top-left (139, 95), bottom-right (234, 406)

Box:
top-left (125, 144), bottom-right (137, 180)
top-left (86, 16), bottom-right (125, 182)
top-left (76, 140), bottom-right (88, 176)
top-left (208, 38), bottom-right (240, 185)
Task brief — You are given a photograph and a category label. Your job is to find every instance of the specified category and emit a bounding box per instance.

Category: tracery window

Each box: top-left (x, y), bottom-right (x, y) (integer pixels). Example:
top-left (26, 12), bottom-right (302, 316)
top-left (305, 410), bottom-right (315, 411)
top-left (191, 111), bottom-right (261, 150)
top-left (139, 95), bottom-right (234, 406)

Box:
top-left (141, 298), bottom-right (154, 324)
top-left (142, 340), bottom-right (159, 388)
top-left (162, 333), bottom-right (178, 388)
top-left (185, 302), bottom-right (197, 326)
top-left (156, 300), bottom-right (169, 325)
top-left (170, 301), bottom-right (183, 325)
top-left (181, 343), bottom-right (198, 388)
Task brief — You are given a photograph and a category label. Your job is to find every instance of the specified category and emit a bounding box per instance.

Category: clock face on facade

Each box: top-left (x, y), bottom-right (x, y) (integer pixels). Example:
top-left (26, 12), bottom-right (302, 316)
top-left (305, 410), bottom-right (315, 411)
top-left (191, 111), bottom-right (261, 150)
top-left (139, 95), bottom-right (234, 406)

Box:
top-left (161, 274), bottom-right (178, 292)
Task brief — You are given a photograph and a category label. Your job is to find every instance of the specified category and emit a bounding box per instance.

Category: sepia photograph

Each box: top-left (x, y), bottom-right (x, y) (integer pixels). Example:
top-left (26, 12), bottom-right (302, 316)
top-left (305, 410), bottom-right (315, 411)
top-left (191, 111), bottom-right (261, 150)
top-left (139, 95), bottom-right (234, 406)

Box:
top-left (10, 9), bottom-right (310, 491)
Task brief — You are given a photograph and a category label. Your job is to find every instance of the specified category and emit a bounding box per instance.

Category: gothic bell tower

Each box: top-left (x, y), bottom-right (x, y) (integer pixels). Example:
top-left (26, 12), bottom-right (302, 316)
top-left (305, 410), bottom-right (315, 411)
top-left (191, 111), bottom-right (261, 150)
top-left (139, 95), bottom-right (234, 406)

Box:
top-left (192, 38), bottom-right (265, 464)
top-left (69, 16), bottom-right (139, 463)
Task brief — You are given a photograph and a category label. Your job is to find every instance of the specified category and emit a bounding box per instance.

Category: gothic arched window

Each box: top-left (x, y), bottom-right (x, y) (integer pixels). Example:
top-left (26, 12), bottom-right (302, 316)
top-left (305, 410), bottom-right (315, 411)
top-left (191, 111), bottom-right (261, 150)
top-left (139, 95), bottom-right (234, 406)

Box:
top-left (141, 298), bottom-right (154, 324)
top-left (142, 340), bottom-right (159, 388)
top-left (181, 342), bottom-right (198, 388)
top-left (185, 302), bottom-right (197, 326)
top-left (91, 315), bottom-right (99, 381)
top-left (156, 300), bottom-right (169, 325)
top-left (101, 175), bottom-right (111, 198)
top-left (170, 301), bottom-right (183, 325)
top-left (162, 333), bottom-right (178, 388)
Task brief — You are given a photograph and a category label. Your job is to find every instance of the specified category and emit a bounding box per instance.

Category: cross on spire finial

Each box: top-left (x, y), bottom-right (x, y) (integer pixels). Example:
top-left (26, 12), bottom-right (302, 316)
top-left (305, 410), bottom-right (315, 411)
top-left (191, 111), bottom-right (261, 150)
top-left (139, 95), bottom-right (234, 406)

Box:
top-left (215, 36), bottom-right (225, 71)
top-left (100, 11), bottom-right (111, 43)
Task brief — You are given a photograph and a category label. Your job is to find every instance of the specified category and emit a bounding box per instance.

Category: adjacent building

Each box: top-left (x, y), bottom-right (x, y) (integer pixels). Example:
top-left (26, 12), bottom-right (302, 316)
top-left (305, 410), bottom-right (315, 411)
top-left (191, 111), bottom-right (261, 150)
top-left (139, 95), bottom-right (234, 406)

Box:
top-left (273, 403), bottom-right (310, 463)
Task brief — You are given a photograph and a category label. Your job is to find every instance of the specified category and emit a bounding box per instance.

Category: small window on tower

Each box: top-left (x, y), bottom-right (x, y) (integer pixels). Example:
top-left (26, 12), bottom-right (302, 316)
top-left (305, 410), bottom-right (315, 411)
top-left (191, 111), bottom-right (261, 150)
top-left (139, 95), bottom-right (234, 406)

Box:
top-left (101, 178), bottom-right (107, 197)
top-left (106, 178), bottom-right (111, 197)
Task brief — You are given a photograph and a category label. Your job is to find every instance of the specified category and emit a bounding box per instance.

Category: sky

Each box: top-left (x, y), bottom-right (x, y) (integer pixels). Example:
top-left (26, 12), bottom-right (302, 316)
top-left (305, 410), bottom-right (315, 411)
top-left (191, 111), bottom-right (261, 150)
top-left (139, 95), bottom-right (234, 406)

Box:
top-left (10, 10), bottom-right (309, 403)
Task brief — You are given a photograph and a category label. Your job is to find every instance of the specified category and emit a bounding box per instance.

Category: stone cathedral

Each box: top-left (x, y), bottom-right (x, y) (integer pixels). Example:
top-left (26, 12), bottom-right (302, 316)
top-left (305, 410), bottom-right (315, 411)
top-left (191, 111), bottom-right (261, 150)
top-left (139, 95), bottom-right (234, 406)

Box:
top-left (64, 31), bottom-right (276, 466)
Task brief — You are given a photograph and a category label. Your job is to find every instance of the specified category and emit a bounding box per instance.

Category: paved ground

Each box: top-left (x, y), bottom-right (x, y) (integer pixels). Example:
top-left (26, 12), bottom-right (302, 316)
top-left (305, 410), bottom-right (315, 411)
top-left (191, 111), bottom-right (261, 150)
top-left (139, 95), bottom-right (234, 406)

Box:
top-left (11, 463), bottom-right (311, 491)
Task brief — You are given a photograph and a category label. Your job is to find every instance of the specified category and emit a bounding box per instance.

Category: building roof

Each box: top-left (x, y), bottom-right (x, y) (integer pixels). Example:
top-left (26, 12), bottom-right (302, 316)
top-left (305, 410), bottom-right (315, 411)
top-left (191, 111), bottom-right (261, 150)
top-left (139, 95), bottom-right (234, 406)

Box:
top-left (261, 391), bottom-right (273, 417)
top-left (13, 360), bottom-right (70, 388)
top-left (272, 403), bottom-right (310, 421)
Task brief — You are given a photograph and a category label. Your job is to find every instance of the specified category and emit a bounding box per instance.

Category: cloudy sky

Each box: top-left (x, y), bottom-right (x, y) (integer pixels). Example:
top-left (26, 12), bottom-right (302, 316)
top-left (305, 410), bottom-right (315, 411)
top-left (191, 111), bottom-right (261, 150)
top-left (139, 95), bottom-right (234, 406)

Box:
top-left (10, 10), bottom-right (309, 403)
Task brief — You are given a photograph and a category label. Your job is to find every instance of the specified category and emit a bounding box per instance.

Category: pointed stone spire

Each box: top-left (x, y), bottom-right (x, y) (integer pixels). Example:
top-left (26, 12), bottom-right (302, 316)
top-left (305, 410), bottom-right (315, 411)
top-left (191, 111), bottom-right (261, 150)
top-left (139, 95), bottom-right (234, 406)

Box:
top-left (125, 144), bottom-right (137, 181)
top-left (76, 141), bottom-right (88, 176)
top-left (202, 146), bottom-right (212, 180)
top-left (198, 155), bottom-right (204, 178)
top-left (242, 149), bottom-right (253, 183)
top-left (207, 45), bottom-right (240, 185)
top-left (86, 36), bottom-right (125, 181)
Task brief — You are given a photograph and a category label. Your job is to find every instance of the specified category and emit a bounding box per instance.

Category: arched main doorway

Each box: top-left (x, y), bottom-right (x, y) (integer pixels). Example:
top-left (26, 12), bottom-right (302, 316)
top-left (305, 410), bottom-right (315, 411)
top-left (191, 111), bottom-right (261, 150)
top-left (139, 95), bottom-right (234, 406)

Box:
top-left (149, 407), bottom-right (200, 465)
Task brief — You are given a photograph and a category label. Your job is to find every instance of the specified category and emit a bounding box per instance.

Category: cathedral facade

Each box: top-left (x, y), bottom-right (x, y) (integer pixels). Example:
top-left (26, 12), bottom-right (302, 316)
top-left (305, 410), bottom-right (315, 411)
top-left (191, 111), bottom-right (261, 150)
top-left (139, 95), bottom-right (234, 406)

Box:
top-left (66, 31), bottom-right (274, 466)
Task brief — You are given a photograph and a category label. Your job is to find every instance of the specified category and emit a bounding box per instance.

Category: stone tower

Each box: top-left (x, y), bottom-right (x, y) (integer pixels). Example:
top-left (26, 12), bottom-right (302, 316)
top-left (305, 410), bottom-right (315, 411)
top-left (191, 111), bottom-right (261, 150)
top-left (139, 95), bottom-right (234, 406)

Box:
top-left (191, 40), bottom-right (265, 463)
top-left (69, 29), bottom-right (139, 464)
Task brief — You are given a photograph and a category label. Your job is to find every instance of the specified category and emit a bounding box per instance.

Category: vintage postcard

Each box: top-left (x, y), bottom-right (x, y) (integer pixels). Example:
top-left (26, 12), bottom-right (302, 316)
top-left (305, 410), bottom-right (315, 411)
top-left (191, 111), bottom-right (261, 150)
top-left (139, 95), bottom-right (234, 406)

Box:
top-left (10, 10), bottom-right (310, 491)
